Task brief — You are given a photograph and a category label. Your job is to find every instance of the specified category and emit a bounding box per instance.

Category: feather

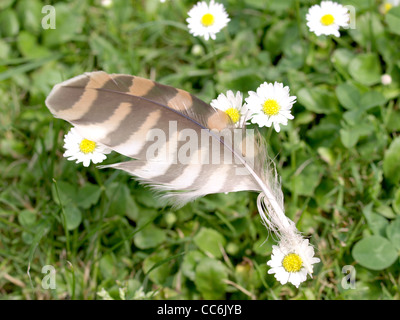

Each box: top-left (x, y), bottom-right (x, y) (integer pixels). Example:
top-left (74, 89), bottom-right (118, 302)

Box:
top-left (45, 71), bottom-right (294, 232)
top-left (46, 71), bottom-right (322, 285)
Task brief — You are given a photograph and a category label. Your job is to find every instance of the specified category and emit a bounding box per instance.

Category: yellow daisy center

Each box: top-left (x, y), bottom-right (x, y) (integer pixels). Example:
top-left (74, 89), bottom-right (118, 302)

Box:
top-left (262, 99), bottom-right (280, 116)
top-left (384, 3), bottom-right (393, 13)
top-left (79, 139), bottom-right (96, 154)
top-left (225, 107), bottom-right (240, 123)
top-left (320, 14), bottom-right (335, 26)
top-left (282, 253), bottom-right (303, 273)
top-left (201, 13), bottom-right (215, 27)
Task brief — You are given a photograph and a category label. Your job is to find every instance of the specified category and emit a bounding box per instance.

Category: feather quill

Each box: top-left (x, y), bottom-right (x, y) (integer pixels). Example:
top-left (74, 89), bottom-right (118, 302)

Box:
top-left (45, 71), bottom-right (298, 245)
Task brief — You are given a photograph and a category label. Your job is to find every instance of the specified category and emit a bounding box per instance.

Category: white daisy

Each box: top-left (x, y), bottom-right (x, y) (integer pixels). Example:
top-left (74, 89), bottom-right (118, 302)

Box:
top-left (210, 90), bottom-right (248, 127)
top-left (306, 1), bottom-right (350, 37)
top-left (267, 239), bottom-right (320, 288)
top-left (245, 82), bottom-right (296, 132)
top-left (186, 0), bottom-right (230, 41)
top-left (63, 127), bottom-right (111, 167)
top-left (381, 0), bottom-right (400, 14)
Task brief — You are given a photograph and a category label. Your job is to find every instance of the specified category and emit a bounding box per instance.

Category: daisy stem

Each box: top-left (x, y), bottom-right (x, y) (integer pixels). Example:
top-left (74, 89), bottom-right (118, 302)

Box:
top-left (265, 126), bottom-right (273, 143)
top-left (329, 37), bottom-right (336, 69)
top-left (289, 132), bottom-right (298, 209)
top-left (93, 166), bottom-right (104, 189)
top-left (208, 40), bottom-right (218, 74)
top-left (332, 36), bottom-right (353, 50)
top-left (52, 178), bottom-right (71, 257)
top-left (223, 27), bottom-right (233, 47)
top-left (383, 99), bottom-right (394, 128)
top-left (368, 0), bottom-right (376, 52)
top-left (265, 127), bottom-right (274, 163)
top-left (294, 0), bottom-right (306, 55)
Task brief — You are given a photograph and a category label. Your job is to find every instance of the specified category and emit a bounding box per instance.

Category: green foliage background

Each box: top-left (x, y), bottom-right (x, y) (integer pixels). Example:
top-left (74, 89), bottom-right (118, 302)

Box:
top-left (1, 0), bottom-right (400, 300)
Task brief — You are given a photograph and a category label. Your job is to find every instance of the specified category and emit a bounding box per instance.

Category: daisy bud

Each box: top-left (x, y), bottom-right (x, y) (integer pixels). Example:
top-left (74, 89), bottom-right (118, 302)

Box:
top-left (191, 44), bottom-right (205, 56)
top-left (381, 74), bottom-right (392, 86)
top-left (101, 0), bottom-right (113, 7)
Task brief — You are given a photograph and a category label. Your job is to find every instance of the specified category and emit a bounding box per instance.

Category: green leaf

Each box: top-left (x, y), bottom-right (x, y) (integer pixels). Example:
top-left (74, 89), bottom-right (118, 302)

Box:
top-left (76, 183), bottom-right (102, 209)
top-left (386, 6), bottom-right (400, 35)
top-left (181, 250), bottom-right (206, 281)
top-left (0, 39), bottom-right (10, 59)
top-left (297, 87), bottom-right (339, 114)
top-left (263, 20), bottom-right (291, 58)
top-left (348, 53), bottom-right (382, 86)
top-left (349, 13), bottom-right (384, 47)
top-left (360, 91), bottom-right (387, 110)
top-left (362, 204), bottom-right (389, 237)
top-left (64, 205), bottom-right (82, 231)
top-left (105, 183), bottom-right (138, 220)
top-left (89, 34), bottom-right (130, 73)
top-left (340, 128), bottom-right (359, 149)
top-left (134, 224), bottom-right (166, 249)
top-left (392, 189), bottom-right (400, 215)
top-left (22, 232), bottom-right (33, 245)
top-left (27, 221), bottom-right (51, 272)
top-left (383, 137), bottom-right (400, 184)
top-left (293, 111), bottom-right (315, 125)
top-left (16, 0), bottom-right (42, 34)
top-left (387, 110), bottom-right (400, 132)
top-left (18, 210), bottom-right (37, 228)
top-left (17, 31), bottom-right (50, 59)
top-left (375, 205), bottom-right (396, 219)
top-left (52, 181), bottom-right (77, 206)
top-left (43, 3), bottom-right (84, 47)
top-left (0, 9), bottom-right (19, 37)
top-left (0, 0), bottom-right (15, 10)
top-left (335, 83), bottom-right (361, 110)
top-left (194, 258), bottom-right (227, 299)
top-left (253, 236), bottom-right (273, 256)
top-left (331, 48), bottom-right (354, 76)
top-left (306, 116), bottom-right (341, 148)
top-left (344, 0), bottom-right (374, 10)
top-left (99, 254), bottom-right (117, 279)
top-left (31, 64), bottom-right (64, 96)
top-left (352, 236), bottom-right (398, 270)
top-left (291, 161), bottom-right (323, 196)
top-left (143, 250), bottom-right (171, 285)
top-left (266, 0), bottom-right (295, 12)
top-left (0, 54), bottom-right (62, 82)
top-left (134, 188), bottom-right (165, 208)
top-left (343, 109), bottom-right (364, 126)
top-left (193, 227), bottom-right (226, 259)
top-left (386, 218), bottom-right (400, 250)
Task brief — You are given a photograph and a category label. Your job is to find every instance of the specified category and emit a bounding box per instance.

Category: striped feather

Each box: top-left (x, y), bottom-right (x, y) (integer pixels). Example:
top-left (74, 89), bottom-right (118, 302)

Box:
top-left (45, 71), bottom-right (268, 207)
top-left (46, 71), bottom-right (317, 281)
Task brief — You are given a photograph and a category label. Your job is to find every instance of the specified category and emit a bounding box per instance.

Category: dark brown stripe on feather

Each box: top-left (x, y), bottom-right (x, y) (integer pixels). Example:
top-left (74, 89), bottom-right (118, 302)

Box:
top-left (47, 76), bottom-right (90, 111)
top-left (104, 75), bottom-right (134, 92)
top-left (142, 81), bottom-right (180, 108)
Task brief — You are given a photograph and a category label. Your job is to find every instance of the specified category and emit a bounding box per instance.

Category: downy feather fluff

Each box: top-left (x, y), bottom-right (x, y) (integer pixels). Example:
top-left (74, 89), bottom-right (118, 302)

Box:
top-left (45, 71), bottom-right (298, 242)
